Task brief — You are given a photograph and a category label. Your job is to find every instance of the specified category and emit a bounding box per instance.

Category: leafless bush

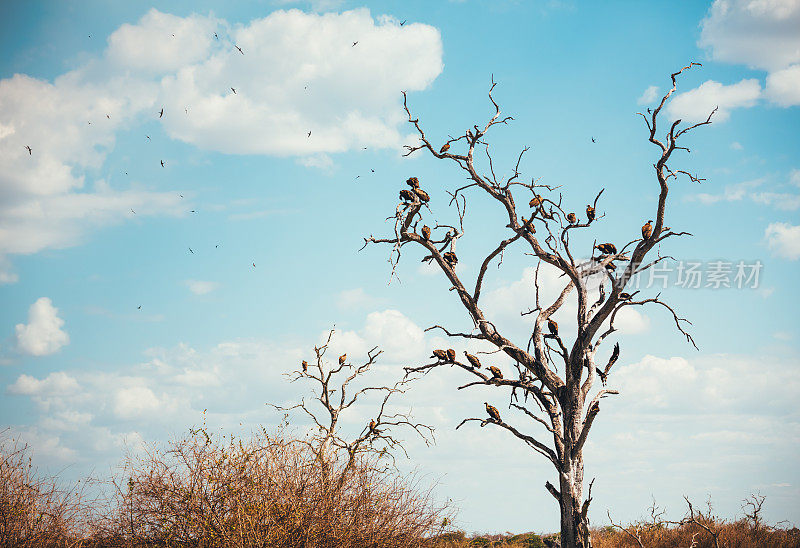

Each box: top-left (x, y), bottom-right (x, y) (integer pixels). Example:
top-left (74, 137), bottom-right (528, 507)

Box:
top-left (0, 431), bottom-right (92, 547)
top-left (95, 426), bottom-right (453, 547)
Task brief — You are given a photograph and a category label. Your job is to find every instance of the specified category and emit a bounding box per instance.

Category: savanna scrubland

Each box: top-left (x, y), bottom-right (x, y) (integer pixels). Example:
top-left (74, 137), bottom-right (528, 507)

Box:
top-left (2, 428), bottom-right (798, 547)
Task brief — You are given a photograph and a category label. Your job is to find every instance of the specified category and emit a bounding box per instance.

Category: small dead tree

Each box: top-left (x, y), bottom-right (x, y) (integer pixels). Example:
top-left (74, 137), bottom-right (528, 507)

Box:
top-left (362, 64), bottom-right (715, 548)
top-left (272, 329), bottom-right (434, 489)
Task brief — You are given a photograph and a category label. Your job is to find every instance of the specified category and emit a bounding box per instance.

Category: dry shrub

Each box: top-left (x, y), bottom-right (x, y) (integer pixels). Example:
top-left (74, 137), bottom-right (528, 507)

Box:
top-left (0, 432), bottom-right (91, 547)
top-left (96, 427), bottom-right (453, 547)
top-left (593, 498), bottom-right (800, 548)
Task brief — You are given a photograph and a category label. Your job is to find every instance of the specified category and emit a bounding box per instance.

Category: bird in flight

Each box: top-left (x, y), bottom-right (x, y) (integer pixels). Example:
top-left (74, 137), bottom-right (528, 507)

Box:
top-left (179, 194), bottom-right (184, 198)
top-left (160, 160), bottom-right (165, 167)
top-left (400, 20), bottom-right (407, 26)
top-left (190, 210), bottom-right (196, 213)
top-left (159, 108), bottom-right (164, 118)
top-left (24, 145), bottom-right (32, 155)
top-left (130, 209), bottom-right (136, 215)
top-left (146, 135), bottom-right (151, 141)
top-left (591, 137), bottom-right (596, 143)
top-left (106, 114), bottom-right (110, 119)
top-left (189, 247), bottom-right (194, 254)
top-left (352, 41), bottom-right (358, 47)
top-left (137, 305), bottom-right (141, 310)
top-left (307, 131), bottom-right (311, 138)
top-left (252, 262), bottom-right (256, 268)
top-left (214, 33), bottom-right (218, 39)
top-left (235, 45), bottom-right (244, 55)
top-left (231, 87), bottom-right (236, 94)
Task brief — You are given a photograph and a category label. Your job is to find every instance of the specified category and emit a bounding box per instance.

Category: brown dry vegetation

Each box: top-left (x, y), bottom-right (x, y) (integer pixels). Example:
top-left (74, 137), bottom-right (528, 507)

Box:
top-left (0, 432), bottom-right (93, 547)
top-left (1, 430), bottom-right (797, 547)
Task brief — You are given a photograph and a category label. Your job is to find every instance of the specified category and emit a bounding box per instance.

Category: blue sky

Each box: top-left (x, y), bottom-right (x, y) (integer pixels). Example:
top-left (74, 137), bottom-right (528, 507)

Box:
top-left (1, 0), bottom-right (799, 534)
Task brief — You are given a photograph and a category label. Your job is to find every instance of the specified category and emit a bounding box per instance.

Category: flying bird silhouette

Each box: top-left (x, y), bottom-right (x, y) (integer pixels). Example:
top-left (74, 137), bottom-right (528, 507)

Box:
top-left (352, 41), bottom-right (358, 47)
top-left (400, 20), bottom-right (407, 26)
top-left (160, 160), bottom-right (165, 167)
top-left (214, 33), bottom-right (218, 39)
top-left (24, 145), bottom-right (32, 155)
top-left (189, 247), bottom-right (194, 254)
top-left (130, 209), bottom-right (136, 215)
top-left (106, 114), bottom-right (110, 119)
top-left (307, 131), bottom-right (311, 137)
top-left (146, 135), bottom-right (151, 141)
top-left (591, 137), bottom-right (596, 143)
top-left (235, 45), bottom-right (244, 54)
top-left (137, 305), bottom-right (141, 310)
top-left (159, 108), bottom-right (164, 118)
top-left (231, 87), bottom-right (236, 94)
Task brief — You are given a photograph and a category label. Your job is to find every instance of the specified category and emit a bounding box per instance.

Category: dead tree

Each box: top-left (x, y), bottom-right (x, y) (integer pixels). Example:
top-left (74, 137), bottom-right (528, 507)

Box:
top-left (272, 329), bottom-right (434, 489)
top-left (362, 64), bottom-right (715, 548)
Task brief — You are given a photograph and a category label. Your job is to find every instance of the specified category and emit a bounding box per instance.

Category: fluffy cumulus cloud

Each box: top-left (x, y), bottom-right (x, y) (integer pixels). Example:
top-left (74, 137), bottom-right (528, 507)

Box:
top-left (158, 9), bottom-right (442, 155)
top-left (765, 63), bottom-right (800, 106)
top-left (8, 371), bottom-right (79, 395)
top-left (14, 298), bottom-right (70, 356)
top-left (667, 79), bottom-right (761, 122)
top-left (0, 8), bottom-right (443, 282)
top-left (695, 0), bottom-right (800, 108)
top-left (699, 0), bottom-right (800, 71)
top-left (764, 222), bottom-right (800, 259)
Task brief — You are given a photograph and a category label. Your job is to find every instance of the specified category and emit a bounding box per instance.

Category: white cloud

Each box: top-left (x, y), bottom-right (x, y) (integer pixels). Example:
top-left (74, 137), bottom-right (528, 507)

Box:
top-left (688, 176), bottom-right (800, 210)
top-left (667, 79), bottom-right (761, 123)
top-left (730, 141), bottom-right (743, 150)
top-left (698, 1), bottom-right (800, 110)
top-left (0, 8), bottom-right (443, 281)
top-left (699, 0), bottom-right (800, 72)
top-left (688, 178), bottom-right (765, 205)
top-left (614, 307), bottom-right (651, 335)
top-left (8, 371), bottom-right (79, 396)
top-left (361, 309), bottom-right (427, 362)
top-left (106, 9), bottom-right (219, 74)
top-left (765, 63), bottom-right (800, 106)
top-left (114, 386), bottom-right (161, 419)
top-left (750, 191), bottom-right (800, 210)
top-left (185, 279), bottom-right (219, 295)
top-left (764, 222), bottom-right (800, 259)
top-left (158, 9), bottom-right (443, 155)
top-left (637, 85), bottom-right (659, 105)
top-left (14, 297), bottom-right (69, 356)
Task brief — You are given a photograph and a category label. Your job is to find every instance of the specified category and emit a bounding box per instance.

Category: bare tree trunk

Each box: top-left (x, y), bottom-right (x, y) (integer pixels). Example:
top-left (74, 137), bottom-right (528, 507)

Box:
top-left (557, 456), bottom-right (591, 548)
